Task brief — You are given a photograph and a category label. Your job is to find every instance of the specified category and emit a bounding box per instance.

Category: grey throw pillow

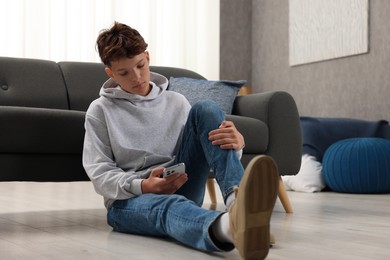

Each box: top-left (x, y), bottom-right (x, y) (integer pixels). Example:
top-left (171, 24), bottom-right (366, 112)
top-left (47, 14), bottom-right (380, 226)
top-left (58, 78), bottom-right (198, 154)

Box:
top-left (168, 77), bottom-right (246, 114)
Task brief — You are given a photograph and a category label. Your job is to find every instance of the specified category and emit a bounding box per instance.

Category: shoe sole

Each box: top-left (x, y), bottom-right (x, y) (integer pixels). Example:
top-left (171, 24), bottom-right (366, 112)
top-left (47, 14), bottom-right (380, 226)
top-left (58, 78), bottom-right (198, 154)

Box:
top-left (235, 155), bottom-right (279, 259)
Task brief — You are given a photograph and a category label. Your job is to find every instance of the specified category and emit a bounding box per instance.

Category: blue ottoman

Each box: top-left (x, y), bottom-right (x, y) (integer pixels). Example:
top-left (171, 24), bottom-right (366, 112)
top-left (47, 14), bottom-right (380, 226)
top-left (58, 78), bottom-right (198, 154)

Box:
top-left (323, 137), bottom-right (390, 193)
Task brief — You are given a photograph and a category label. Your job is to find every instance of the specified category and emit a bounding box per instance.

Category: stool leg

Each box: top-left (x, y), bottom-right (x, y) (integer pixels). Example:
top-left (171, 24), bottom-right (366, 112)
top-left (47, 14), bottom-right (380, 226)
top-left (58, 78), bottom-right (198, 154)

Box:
top-left (278, 177), bottom-right (293, 213)
top-left (206, 178), bottom-right (217, 205)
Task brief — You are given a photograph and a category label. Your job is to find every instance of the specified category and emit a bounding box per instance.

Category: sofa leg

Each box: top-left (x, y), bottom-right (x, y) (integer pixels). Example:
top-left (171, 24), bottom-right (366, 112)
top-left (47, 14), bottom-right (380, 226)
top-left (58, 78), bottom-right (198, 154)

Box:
top-left (206, 178), bottom-right (217, 205)
top-left (278, 177), bottom-right (293, 213)
top-left (207, 177), bottom-right (293, 213)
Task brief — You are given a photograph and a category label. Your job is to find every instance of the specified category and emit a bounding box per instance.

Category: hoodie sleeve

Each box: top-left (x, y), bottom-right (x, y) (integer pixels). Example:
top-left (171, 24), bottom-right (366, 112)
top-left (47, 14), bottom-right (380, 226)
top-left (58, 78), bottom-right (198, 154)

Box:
top-left (82, 108), bottom-right (144, 200)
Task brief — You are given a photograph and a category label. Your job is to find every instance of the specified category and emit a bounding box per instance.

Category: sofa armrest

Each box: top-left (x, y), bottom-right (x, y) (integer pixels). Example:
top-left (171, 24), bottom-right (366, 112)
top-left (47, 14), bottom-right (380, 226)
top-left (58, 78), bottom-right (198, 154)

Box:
top-left (232, 91), bottom-right (302, 175)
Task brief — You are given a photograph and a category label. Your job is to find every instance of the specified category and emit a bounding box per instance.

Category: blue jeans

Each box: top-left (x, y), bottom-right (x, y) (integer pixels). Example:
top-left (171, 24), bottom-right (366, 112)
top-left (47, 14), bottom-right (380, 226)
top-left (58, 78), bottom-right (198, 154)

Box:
top-left (107, 101), bottom-right (244, 252)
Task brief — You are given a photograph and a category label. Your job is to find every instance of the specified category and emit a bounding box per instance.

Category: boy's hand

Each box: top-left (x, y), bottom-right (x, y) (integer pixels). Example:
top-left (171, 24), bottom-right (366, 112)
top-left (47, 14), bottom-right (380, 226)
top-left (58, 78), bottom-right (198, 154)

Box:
top-left (208, 121), bottom-right (245, 151)
top-left (141, 167), bottom-right (188, 194)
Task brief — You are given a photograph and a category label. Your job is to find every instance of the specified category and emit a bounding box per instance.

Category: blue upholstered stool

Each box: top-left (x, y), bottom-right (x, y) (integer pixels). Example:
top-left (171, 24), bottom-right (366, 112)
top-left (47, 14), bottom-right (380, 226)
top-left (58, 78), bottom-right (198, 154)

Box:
top-left (323, 137), bottom-right (390, 193)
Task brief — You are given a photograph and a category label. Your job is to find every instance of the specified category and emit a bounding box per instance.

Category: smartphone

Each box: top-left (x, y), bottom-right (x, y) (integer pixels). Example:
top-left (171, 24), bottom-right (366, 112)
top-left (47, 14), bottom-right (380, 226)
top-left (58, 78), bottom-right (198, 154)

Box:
top-left (162, 163), bottom-right (186, 178)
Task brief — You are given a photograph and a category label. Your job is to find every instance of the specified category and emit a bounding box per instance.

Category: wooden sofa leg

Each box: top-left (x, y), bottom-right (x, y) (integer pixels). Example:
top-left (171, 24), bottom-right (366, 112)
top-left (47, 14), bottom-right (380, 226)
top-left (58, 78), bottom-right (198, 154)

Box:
top-left (207, 177), bottom-right (293, 213)
top-left (278, 177), bottom-right (293, 213)
top-left (206, 178), bottom-right (217, 205)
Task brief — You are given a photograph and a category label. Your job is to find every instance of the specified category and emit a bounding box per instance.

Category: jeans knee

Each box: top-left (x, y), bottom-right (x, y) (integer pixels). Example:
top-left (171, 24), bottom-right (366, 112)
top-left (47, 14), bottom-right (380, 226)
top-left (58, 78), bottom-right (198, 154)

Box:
top-left (191, 100), bottom-right (224, 120)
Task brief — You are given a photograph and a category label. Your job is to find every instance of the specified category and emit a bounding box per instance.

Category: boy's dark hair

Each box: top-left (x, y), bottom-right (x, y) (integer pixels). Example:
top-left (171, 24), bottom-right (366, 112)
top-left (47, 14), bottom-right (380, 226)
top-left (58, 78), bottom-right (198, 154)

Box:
top-left (96, 22), bottom-right (148, 67)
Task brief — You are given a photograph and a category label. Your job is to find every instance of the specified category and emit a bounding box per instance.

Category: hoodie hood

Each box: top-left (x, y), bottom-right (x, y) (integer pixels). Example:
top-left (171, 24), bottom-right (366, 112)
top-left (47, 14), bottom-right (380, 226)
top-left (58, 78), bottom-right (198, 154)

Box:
top-left (99, 72), bottom-right (169, 102)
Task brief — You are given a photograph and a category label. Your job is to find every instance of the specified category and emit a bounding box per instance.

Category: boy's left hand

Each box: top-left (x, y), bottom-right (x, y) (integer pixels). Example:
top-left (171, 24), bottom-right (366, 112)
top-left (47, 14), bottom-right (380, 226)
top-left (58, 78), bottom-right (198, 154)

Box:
top-left (208, 121), bottom-right (245, 151)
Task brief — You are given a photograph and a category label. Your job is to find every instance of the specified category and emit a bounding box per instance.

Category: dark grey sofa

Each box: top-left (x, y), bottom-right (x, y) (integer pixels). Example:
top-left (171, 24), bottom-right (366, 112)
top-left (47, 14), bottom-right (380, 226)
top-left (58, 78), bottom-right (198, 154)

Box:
top-left (0, 56), bottom-right (302, 182)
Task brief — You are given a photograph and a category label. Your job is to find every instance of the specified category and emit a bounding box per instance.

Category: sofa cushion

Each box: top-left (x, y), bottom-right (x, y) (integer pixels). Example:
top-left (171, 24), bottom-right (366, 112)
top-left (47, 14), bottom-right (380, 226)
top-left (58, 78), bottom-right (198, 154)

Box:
top-left (0, 57), bottom-right (69, 109)
top-left (59, 64), bottom-right (206, 112)
top-left (59, 62), bottom-right (108, 111)
top-left (0, 106), bottom-right (85, 154)
top-left (168, 77), bottom-right (245, 114)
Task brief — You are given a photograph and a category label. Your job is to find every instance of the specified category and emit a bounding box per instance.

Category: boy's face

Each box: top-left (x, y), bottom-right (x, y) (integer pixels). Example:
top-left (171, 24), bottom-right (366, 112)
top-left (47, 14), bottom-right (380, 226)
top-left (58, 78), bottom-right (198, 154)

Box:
top-left (105, 52), bottom-right (151, 96)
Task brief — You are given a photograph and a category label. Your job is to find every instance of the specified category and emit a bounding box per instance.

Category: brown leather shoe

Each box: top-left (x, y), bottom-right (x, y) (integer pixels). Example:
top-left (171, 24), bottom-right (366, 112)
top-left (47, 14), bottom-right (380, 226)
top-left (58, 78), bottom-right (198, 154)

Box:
top-left (229, 155), bottom-right (279, 259)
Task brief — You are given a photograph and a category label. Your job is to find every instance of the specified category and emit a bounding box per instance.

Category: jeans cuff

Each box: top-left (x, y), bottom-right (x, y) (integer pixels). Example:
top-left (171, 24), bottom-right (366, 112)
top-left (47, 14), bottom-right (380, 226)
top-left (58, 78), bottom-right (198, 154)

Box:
top-left (208, 224), bottom-right (235, 252)
top-left (223, 185), bottom-right (239, 205)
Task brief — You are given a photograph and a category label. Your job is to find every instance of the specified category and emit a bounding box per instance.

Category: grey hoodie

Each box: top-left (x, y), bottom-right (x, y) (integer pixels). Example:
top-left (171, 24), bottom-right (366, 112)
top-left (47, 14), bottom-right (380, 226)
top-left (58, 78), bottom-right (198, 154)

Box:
top-left (82, 72), bottom-right (191, 208)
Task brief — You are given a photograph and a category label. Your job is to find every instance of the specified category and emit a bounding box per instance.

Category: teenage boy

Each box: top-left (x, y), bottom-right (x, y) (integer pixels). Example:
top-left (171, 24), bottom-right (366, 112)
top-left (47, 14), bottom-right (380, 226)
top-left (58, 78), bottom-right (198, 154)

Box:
top-left (83, 22), bottom-right (279, 259)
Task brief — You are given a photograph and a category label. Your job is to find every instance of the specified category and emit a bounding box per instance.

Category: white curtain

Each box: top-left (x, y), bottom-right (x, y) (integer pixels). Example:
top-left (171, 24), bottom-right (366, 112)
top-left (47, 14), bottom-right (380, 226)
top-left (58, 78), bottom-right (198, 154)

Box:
top-left (0, 0), bottom-right (219, 79)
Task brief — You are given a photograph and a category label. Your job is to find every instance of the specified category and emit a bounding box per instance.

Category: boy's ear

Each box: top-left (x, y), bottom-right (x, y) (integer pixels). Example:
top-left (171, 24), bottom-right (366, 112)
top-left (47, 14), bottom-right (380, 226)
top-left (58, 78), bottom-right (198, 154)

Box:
top-left (105, 67), bottom-right (114, 79)
top-left (145, 51), bottom-right (150, 63)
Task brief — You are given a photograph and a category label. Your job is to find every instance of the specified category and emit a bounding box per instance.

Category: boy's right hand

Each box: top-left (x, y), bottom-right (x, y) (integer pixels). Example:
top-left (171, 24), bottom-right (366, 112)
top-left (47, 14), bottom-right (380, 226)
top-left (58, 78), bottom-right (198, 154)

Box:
top-left (141, 167), bottom-right (188, 194)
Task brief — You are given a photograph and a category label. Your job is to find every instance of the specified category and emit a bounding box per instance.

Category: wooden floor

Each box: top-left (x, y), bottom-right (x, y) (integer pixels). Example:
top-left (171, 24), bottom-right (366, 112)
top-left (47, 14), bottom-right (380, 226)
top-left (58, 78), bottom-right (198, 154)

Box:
top-left (0, 181), bottom-right (389, 260)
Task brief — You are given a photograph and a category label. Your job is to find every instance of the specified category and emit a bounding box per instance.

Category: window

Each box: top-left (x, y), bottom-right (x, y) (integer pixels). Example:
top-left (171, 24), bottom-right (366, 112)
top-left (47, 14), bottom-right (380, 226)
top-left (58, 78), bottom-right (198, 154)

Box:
top-left (0, 0), bottom-right (219, 79)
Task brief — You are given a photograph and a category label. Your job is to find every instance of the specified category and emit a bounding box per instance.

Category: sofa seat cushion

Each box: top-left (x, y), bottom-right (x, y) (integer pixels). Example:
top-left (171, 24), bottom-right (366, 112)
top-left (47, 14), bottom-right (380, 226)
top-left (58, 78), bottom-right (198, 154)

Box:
top-left (323, 137), bottom-right (390, 193)
top-left (0, 106), bottom-right (85, 154)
